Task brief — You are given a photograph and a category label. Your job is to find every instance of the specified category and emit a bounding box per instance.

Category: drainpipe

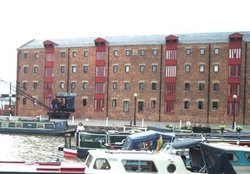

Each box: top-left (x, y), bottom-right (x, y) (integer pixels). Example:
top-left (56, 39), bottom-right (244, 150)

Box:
top-left (106, 46), bottom-right (110, 121)
top-left (207, 45), bottom-right (211, 124)
top-left (67, 48), bottom-right (70, 92)
top-left (158, 45), bottom-right (163, 122)
top-left (243, 43), bottom-right (248, 124)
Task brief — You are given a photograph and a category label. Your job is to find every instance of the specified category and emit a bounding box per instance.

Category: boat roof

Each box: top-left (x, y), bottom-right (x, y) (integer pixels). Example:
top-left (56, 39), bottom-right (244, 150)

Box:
top-left (88, 149), bottom-right (176, 161)
top-left (205, 142), bottom-right (250, 152)
top-left (122, 130), bottom-right (175, 150)
top-left (19, 31), bottom-right (250, 49)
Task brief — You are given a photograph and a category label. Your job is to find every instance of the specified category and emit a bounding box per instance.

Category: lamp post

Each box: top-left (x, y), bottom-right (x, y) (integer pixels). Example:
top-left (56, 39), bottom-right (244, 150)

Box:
top-left (133, 93), bottom-right (138, 126)
top-left (232, 94), bottom-right (237, 130)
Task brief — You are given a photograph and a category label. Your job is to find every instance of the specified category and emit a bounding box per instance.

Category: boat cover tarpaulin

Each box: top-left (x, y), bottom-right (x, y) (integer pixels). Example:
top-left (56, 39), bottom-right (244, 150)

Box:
top-left (200, 143), bottom-right (236, 174)
top-left (122, 130), bottom-right (175, 151)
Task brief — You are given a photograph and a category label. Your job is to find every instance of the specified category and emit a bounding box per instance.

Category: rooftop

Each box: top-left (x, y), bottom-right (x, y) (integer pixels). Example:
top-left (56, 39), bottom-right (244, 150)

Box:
top-left (19, 31), bottom-right (250, 49)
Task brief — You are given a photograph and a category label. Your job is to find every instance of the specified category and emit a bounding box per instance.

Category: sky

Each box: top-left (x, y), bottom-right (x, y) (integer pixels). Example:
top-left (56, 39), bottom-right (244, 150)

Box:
top-left (0, 0), bottom-right (249, 94)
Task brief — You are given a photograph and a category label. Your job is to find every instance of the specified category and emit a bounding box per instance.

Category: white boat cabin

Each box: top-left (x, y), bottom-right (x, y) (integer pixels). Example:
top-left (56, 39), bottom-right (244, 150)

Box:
top-left (84, 149), bottom-right (205, 174)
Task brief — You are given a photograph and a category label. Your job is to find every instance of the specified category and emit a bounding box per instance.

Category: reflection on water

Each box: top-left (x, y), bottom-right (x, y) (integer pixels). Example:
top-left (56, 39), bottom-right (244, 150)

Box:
top-left (0, 134), bottom-right (74, 162)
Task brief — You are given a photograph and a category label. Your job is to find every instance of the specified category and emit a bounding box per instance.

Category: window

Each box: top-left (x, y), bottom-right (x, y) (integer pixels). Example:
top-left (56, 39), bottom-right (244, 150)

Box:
top-left (60, 66), bottom-right (65, 73)
top-left (112, 99), bottom-right (117, 107)
top-left (200, 48), bottom-right (205, 55)
top-left (83, 65), bottom-right (88, 73)
top-left (184, 82), bottom-right (190, 91)
top-left (165, 83), bottom-right (176, 94)
top-left (152, 65), bottom-right (157, 72)
top-left (184, 100), bottom-right (190, 109)
top-left (228, 84), bottom-right (240, 96)
top-left (165, 100), bottom-right (174, 113)
top-left (33, 82), bottom-right (38, 90)
top-left (214, 64), bottom-right (219, 73)
top-left (82, 98), bottom-right (87, 107)
top-left (83, 51), bottom-right (89, 58)
top-left (151, 82), bottom-right (157, 90)
top-left (139, 65), bottom-right (145, 73)
top-left (139, 82), bottom-right (145, 90)
top-left (33, 66), bottom-right (38, 74)
top-left (138, 101), bottom-right (144, 112)
top-left (229, 65), bottom-right (240, 77)
top-left (34, 53), bottom-right (39, 59)
top-left (24, 66), bottom-right (28, 74)
top-left (132, 49), bottom-right (138, 56)
top-left (185, 48), bottom-right (192, 55)
top-left (139, 49), bottom-right (145, 56)
top-left (124, 82), bottom-right (130, 91)
top-left (72, 51), bottom-right (77, 57)
top-left (213, 83), bottom-right (219, 91)
top-left (93, 158), bottom-right (110, 170)
top-left (123, 160), bottom-right (157, 172)
top-left (125, 50), bottom-right (131, 56)
top-left (151, 100), bottom-right (156, 108)
top-left (152, 49), bottom-right (158, 56)
top-left (125, 65), bottom-right (130, 73)
top-left (185, 64), bottom-right (191, 73)
top-left (198, 82), bottom-right (205, 91)
top-left (214, 48), bottom-right (220, 55)
top-left (113, 65), bottom-right (118, 73)
top-left (112, 82), bottom-right (118, 90)
top-left (198, 100), bottom-right (204, 109)
top-left (123, 101), bottom-right (129, 112)
top-left (72, 66), bottom-right (77, 73)
top-left (60, 82), bottom-right (65, 89)
top-left (199, 64), bottom-right (205, 73)
top-left (32, 97), bottom-right (37, 105)
top-left (113, 50), bottom-right (119, 57)
top-left (95, 83), bottom-right (105, 94)
top-left (22, 97), bottom-right (27, 105)
top-left (83, 81), bottom-right (88, 90)
top-left (166, 66), bottom-right (176, 77)
top-left (212, 101), bottom-right (219, 110)
top-left (23, 82), bottom-right (27, 90)
top-left (61, 51), bottom-right (66, 58)
top-left (71, 82), bottom-right (76, 89)
top-left (94, 99), bottom-right (104, 111)
top-left (23, 52), bottom-right (28, 59)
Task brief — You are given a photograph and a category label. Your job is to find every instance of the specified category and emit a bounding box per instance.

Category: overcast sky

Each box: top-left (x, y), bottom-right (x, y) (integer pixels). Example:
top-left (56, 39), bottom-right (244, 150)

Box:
top-left (0, 0), bottom-right (249, 93)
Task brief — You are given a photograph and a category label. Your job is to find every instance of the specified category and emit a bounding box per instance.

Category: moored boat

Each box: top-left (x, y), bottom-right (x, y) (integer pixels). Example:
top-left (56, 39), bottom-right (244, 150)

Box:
top-left (163, 139), bottom-right (250, 174)
top-left (84, 147), bottom-right (236, 174)
top-left (0, 117), bottom-right (75, 136)
top-left (63, 130), bottom-right (130, 159)
top-left (0, 160), bottom-right (85, 174)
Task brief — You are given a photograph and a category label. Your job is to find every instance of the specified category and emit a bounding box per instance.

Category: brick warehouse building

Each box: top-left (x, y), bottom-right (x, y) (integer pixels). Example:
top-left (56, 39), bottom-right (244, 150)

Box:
top-left (16, 31), bottom-right (250, 124)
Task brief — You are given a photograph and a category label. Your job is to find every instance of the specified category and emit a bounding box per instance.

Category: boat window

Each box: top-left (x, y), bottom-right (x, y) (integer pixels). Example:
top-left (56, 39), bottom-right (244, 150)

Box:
top-left (79, 134), bottom-right (107, 148)
top-left (8, 122), bottom-right (16, 127)
top-left (37, 123), bottom-right (44, 128)
top-left (245, 152), bottom-right (250, 161)
top-left (85, 155), bottom-right (93, 168)
top-left (23, 123), bottom-right (37, 128)
top-left (16, 122), bottom-right (22, 128)
top-left (122, 159), bottom-right (157, 172)
top-left (93, 158), bottom-right (110, 170)
top-left (45, 123), bottom-right (55, 129)
top-left (226, 152), bottom-right (238, 162)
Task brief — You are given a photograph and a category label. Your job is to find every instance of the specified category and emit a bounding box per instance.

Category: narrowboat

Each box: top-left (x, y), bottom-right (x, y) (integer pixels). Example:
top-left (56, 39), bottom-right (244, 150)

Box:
top-left (0, 161), bottom-right (85, 174)
top-left (0, 117), bottom-right (75, 136)
top-left (63, 130), bottom-right (130, 159)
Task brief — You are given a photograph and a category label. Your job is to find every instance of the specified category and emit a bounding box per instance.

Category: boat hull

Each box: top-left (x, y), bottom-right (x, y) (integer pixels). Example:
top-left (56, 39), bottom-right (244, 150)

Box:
top-left (0, 161), bottom-right (85, 174)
